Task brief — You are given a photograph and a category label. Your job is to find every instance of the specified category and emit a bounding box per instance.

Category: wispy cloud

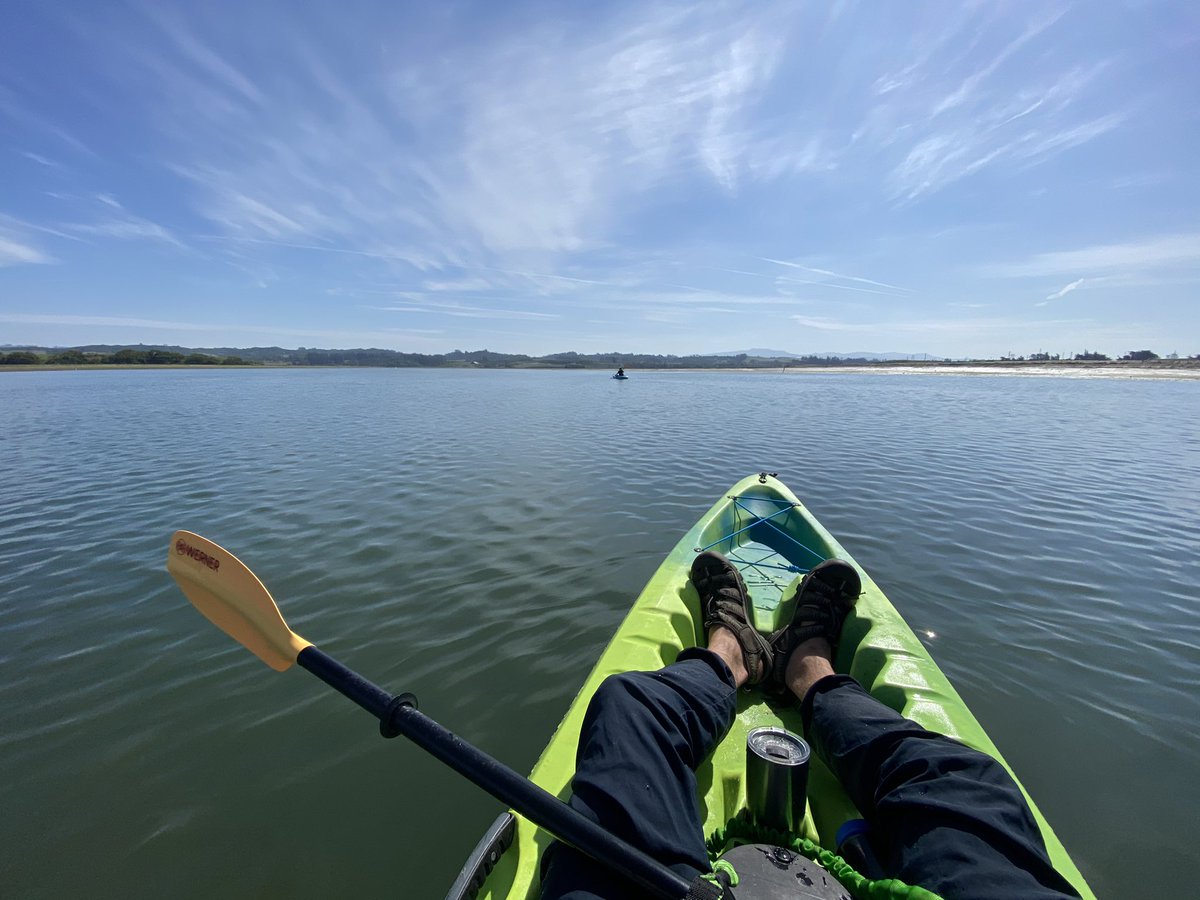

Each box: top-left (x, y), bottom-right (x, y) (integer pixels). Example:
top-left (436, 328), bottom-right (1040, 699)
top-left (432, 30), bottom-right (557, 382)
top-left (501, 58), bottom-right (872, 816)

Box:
top-left (876, 12), bottom-right (1124, 202)
top-left (422, 277), bottom-right (495, 293)
top-left (931, 10), bottom-right (1066, 116)
top-left (792, 315), bottom-right (856, 331)
top-left (0, 215), bottom-right (61, 265)
top-left (985, 233), bottom-right (1200, 278)
top-left (761, 258), bottom-right (910, 293)
top-left (430, 5), bottom-right (795, 252)
top-left (0, 313), bottom-right (212, 330)
top-left (0, 312), bottom-right (443, 343)
top-left (479, 267), bottom-right (614, 288)
top-left (6, 196), bottom-right (183, 249)
top-left (0, 235), bottom-right (54, 267)
top-left (789, 313), bottom-right (1105, 342)
top-left (33, 3), bottom-right (1137, 285)
top-left (139, 4), bottom-right (265, 106)
top-left (1045, 278), bottom-right (1086, 301)
top-left (20, 150), bottom-right (61, 168)
top-left (0, 86), bottom-right (94, 157)
top-left (1110, 171), bottom-right (1172, 190)
top-left (62, 216), bottom-right (184, 247)
top-left (0, 213), bottom-right (84, 244)
top-left (80, 2), bottom-right (803, 268)
top-left (376, 302), bottom-right (558, 321)
top-left (889, 112), bottom-right (1123, 202)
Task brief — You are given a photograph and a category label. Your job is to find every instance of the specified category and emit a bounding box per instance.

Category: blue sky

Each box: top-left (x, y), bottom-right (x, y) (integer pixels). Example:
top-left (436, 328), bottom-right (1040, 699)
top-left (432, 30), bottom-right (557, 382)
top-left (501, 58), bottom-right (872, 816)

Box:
top-left (1, 1), bottom-right (1197, 358)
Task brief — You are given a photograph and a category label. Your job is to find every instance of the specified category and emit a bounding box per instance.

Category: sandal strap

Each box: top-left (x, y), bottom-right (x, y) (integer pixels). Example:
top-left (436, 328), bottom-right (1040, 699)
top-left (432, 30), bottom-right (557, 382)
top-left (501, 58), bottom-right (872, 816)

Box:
top-left (791, 598), bottom-right (841, 642)
top-left (692, 553), bottom-right (773, 685)
top-left (768, 559), bottom-right (861, 689)
top-left (702, 596), bottom-right (772, 684)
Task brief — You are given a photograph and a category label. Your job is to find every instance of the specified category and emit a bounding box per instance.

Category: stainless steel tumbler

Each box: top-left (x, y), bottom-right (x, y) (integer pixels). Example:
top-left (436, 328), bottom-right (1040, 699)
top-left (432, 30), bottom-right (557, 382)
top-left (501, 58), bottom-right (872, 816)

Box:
top-left (745, 726), bottom-right (810, 833)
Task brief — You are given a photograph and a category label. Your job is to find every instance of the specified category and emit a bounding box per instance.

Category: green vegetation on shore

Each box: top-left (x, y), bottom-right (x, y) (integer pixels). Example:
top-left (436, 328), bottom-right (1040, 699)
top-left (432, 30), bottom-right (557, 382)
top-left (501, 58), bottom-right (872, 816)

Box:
top-left (2, 344), bottom-right (1197, 370)
top-left (1, 347), bottom-right (249, 366)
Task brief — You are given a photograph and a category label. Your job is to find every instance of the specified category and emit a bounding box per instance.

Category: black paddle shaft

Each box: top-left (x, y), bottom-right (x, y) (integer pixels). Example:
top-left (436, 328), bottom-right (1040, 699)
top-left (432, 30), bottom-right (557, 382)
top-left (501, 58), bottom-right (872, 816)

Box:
top-left (295, 646), bottom-right (700, 900)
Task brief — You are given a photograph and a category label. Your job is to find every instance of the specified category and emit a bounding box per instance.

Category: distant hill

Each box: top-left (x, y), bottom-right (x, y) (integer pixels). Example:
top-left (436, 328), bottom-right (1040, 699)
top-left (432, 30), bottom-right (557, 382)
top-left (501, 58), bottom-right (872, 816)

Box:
top-left (714, 348), bottom-right (802, 358)
top-left (7, 342), bottom-right (928, 363)
top-left (4, 343), bottom-right (945, 369)
top-left (716, 349), bottom-right (926, 361)
top-left (814, 351), bottom-right (926, 361)
top-left (67, 343), bottom-right (294, 362)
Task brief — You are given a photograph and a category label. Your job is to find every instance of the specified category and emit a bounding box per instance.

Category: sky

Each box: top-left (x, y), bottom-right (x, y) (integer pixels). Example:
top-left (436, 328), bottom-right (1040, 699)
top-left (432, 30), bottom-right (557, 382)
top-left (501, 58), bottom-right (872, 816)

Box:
top-left (1, 0), bottom-right (1198, 359)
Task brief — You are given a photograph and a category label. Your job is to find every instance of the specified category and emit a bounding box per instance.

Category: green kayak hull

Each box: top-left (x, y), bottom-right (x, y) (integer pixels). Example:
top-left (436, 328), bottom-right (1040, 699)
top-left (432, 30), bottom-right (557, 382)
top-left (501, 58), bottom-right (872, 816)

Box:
top-left (456, 474), bottom-right (1093, 899)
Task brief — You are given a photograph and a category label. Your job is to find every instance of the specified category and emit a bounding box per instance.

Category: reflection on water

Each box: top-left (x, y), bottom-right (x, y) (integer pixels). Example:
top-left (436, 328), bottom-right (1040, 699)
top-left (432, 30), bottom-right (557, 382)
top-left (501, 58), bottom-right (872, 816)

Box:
top-left (1, 368), bottom-right (1197, 897)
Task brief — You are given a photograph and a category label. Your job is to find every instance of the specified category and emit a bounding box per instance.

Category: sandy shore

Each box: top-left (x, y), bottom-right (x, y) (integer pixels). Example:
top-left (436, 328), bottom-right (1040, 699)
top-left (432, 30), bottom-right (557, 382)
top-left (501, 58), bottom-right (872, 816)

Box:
top-left (773, 364), bottom-right (1200, 380)
top-left (651, 361), bottom-right (1200, 380)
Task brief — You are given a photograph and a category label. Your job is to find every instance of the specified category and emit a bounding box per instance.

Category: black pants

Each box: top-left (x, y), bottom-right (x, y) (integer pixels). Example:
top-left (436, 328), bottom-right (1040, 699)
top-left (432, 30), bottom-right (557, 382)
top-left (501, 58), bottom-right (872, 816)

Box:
top-left (539, 648), bottom-right (1080, 900)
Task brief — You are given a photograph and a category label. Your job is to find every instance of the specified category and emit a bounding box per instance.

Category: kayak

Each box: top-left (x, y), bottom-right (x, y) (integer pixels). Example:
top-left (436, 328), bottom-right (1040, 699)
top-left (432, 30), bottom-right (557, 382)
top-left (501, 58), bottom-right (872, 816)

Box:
top-left (448, 473), bottom-right (1094, 899)
top-left (613, 374), bottom-right (629, 380)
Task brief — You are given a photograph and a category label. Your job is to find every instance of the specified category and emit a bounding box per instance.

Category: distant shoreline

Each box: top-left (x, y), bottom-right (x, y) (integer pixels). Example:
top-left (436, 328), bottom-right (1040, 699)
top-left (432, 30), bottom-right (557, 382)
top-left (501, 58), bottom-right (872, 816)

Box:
top-left (745, 364), bottom-right (1200, 380)
top-left (5, 343), bottom-right (1198, 377)
top-left (4, 360), bottom-right (1199, 379)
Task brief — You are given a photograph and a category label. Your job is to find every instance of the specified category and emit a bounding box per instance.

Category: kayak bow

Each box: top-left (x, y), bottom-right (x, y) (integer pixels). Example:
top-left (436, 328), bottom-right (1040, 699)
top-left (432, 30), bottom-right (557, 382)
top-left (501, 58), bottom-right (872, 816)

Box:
top-left (451, 473), bottom-right (1094, 900)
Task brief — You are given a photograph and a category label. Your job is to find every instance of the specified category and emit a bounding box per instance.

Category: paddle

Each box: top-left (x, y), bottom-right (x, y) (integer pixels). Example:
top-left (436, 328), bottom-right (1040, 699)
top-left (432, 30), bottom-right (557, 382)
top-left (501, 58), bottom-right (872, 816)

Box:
top-left (166, 530), bottom-right (720, 900)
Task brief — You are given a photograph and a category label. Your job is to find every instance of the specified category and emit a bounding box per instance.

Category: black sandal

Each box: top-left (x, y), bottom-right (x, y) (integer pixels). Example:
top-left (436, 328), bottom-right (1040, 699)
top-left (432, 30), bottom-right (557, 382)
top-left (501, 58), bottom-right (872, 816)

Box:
top-left (691, 551), bottom-right (773, 685)
top-left (769, 559), bottom-right (861, 689)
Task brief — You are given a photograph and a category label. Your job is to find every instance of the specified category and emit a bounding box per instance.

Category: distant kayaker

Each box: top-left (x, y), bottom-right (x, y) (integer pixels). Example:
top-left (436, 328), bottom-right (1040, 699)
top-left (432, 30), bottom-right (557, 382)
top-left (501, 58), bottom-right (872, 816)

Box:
top-left (540, 551), bottom-right (1081, 899)
top-left (616, 367), bottom-right (625, 377)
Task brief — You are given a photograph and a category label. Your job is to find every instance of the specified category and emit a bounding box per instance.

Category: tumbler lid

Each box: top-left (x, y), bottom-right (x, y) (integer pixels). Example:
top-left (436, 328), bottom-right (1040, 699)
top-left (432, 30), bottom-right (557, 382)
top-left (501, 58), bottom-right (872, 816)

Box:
top-left (746, 726), bottom-right (810, 766)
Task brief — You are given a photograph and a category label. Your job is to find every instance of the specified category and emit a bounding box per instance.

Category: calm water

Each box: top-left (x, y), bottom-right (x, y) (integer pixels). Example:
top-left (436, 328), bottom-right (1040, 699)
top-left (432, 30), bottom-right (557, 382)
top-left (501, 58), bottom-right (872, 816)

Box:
top-left (2, 368), bottom-right (1197, 899)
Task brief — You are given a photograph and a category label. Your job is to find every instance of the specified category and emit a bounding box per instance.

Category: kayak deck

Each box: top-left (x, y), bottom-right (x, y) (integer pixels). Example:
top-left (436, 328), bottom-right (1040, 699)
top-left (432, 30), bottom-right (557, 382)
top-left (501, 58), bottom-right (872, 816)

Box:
top-left (463, 474), bottom-right (1093, 900)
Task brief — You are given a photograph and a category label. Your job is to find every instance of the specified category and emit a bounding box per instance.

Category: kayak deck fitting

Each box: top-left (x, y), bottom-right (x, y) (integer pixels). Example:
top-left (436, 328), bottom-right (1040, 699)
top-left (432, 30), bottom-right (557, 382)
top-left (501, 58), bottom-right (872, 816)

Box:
top-left (448, 473), bottom-right (1093, 900)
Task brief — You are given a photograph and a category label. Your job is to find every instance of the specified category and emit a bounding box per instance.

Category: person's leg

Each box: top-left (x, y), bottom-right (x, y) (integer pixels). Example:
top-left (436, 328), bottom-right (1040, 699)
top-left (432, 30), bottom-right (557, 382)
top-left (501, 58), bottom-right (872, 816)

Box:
top-left (538, 628), bottom-right (747, 900)
top-left (786, 639), bottom-right (1080, 900)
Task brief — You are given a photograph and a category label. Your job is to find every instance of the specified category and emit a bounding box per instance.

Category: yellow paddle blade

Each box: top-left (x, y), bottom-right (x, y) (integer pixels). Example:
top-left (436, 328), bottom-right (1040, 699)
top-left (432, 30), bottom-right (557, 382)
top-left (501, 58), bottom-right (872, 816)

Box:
top-left (166, 530), bottom-right (312, 671)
